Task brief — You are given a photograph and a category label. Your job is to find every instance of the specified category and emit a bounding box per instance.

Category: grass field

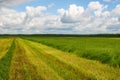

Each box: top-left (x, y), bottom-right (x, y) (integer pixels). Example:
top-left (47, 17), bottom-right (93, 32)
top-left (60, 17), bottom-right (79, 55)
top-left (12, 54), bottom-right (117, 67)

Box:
top-left (0, 36), bottom-right (120, 80)
top-left (23, 36), bottom-right (120, 67)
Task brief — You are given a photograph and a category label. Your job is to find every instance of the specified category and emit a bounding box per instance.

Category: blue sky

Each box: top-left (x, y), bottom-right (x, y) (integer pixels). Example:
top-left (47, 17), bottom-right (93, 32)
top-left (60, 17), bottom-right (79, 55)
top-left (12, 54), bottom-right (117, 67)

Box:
top-left (0, 0), bottom-right (120, 34)
top-left (12, 0), bottom-right (119, 13)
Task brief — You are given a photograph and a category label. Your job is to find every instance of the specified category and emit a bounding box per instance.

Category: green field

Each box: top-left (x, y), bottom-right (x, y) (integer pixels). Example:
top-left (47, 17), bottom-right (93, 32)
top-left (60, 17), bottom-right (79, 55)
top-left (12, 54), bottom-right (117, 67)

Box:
top-left (0, 36), bottom-right (120, 80)
top-left (23, 36), bottom-right (120, 67)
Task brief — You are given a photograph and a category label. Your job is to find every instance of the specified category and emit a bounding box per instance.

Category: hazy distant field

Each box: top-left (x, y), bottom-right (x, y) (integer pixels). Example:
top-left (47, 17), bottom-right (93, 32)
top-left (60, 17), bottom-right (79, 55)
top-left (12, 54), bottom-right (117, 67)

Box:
top-left (0, 36), bottom-right (120, 80)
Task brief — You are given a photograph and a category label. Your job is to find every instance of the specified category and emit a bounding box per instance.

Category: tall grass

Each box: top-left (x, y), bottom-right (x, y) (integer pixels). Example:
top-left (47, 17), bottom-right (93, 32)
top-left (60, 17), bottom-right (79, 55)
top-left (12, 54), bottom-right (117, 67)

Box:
top-left (22, 36), bottom-right (120, 67)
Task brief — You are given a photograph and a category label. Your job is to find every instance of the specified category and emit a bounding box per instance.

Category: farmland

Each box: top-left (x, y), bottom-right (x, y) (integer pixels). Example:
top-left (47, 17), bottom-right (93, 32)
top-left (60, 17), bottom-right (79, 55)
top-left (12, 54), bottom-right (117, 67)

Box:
top-left (0, 36), bottom-right (120, 80)
top-left (23, 36), bottom-right (120, 67)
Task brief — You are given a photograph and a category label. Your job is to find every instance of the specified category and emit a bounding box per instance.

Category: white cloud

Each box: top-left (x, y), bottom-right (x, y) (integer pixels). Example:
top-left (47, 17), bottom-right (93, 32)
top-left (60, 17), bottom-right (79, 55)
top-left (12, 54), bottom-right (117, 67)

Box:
top-left (58, 4), bottom-right (84, 23)
top-left (112, 4), bottom-right (120, 16)
top-left (48, 3), bottom-right (55, 8)
top-left (57, 8), bottom-right (66, 15)
top-left (26, 6), bottom-right (47, 16)
top-left (0, 6), bottom-right (64, 34)
top-left (87, 1), bottom-right (108, 17)
top-left (0, 0), bottom-right (31, 7)
top-left (0, 1), bottom-right (120, 34)
top-left (58, 2), bottom-right (107, 23)
top-left (88, 1), bottom-right (104, 10)
top-left (57, 2), bottom-right (120, 34)
top-left (103, 0), bottom-right (117, 2)
top-left (0, 7), bottom-right (25, 26)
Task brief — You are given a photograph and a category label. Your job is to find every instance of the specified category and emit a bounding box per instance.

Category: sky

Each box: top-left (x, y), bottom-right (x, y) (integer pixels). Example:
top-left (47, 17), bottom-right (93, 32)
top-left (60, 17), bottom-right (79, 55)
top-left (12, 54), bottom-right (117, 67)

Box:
top-left (0, 0), bottom-right (120, 34)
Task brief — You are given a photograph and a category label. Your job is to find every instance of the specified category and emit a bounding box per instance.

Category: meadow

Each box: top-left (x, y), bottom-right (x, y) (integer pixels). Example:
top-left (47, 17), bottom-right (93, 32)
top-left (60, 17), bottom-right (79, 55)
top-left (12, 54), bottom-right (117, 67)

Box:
top-left (0, 36), bottom-right (120, 80)
top-left (23, 36), bottom-right (120, 67)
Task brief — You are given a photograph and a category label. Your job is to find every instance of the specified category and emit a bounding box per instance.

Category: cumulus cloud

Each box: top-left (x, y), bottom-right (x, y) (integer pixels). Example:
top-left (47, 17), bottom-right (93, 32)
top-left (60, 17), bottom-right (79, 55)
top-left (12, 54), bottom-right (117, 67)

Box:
top-left (58, 4), bottom-right (84, 23)
top-left (112, 4), bottom-right (120, 16)
top-left (87, 1), bottom-right (108, 17)
top-left (88, 1), bottom-right (105, 10)
top-left (0, 6), bottom-right (65, 34)
top-left (26, 6), bottom-right (47, 17)
top-left (0, 0), bottom-right (31, 7)
top-left (0, 1), bottom-right (120, 34)
top-left (58, 2), bottom-right (108, 23)
top-left (0, 7), bottom-right (25, 26)
top-left (58, 2), bottom-right (120, 33)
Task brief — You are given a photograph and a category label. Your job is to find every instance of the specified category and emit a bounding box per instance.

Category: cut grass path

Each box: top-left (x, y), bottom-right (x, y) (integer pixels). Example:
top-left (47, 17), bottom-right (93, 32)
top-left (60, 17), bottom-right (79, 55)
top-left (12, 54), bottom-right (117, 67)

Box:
top-left (10, 38), bottom-right (63, 80)
top-left (0, 39), bottom-right (13, 60)
top-left (9, 38), bottom-right (43, 80)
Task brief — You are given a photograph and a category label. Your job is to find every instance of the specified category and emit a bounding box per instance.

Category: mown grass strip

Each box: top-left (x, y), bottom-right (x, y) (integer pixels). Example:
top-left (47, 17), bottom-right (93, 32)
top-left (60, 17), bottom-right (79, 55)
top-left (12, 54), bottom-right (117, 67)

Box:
top-left (0, 39), bottom-right (12, 60)
top-left (18, 38), bottom-right (64, 80)
top-left (0, 39), bottom-right (15, 80)
top-left (24, 39), bottom-right (91, 80)
top-left (9, 39), bottom-right (43, 80)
